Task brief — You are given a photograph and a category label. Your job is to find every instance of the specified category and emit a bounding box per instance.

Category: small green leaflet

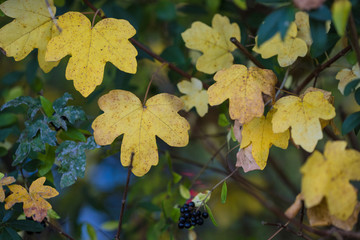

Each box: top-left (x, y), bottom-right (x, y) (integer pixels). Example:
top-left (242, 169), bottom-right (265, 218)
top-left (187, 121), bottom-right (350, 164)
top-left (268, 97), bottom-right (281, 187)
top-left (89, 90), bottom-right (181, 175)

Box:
top-left (221, 181), bottom-right (227, 204)
top-left (40, 96), bottom-right (54, 117)
top-left (205, 204), bottom-right (217, 226)
top-left (86, 223), bottom-right (97, 240)
top-left (218, 113), bottom-right (229, 127)
top-left (1, 96), bottom-right (41, 119)
top-left (179, 184), bottom-right (190, 199)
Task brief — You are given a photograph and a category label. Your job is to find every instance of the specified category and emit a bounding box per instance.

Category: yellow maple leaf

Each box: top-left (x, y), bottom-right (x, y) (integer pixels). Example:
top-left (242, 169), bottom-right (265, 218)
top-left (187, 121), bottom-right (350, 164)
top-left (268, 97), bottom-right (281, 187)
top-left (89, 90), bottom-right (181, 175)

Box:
top-left (253, 23), bottom-right (308, 67)
top-left (181, 14), bottom-right (240, 74)
top-left (5, 177), bottom-right (59, 222)
top-left (295, 11), bottom-right (312, 47)
top-left (0, 174), bottom-right (15, 202)
top-left (92, 90), bottom-right (190, 176)
top-left (335, 63), bottom-right (360, 94)
top-left (240, 109), bottom-right (290, 169)
top-left (45, 12), bottom-right (138, 97)
top-left (272, 91), bottom-right (336, 152)
top-left (207, 64), bottom-right (277, 123)
top-left (301, 141), bottom-right (360, 220)
top-left (177, 78), bottom-right (208, 117)
top-left (0, 0), bottom-right (59, 72)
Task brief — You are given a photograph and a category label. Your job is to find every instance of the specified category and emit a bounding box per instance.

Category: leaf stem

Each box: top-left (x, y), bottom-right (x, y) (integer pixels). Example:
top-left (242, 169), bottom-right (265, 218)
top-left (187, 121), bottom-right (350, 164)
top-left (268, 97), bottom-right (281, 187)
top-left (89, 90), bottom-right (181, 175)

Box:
top-left (115, 152), bottom-right (134, 240)
top-left (91, 8), bottom-right (101, 28)
top-left (230, 37), bottom-right (265, 68)
top-left (45, 0), bottom-right (62, 33)
top-left (295, 45), bottom-right (351, 94)
top-left (143, 63), bottom-right (167, 106)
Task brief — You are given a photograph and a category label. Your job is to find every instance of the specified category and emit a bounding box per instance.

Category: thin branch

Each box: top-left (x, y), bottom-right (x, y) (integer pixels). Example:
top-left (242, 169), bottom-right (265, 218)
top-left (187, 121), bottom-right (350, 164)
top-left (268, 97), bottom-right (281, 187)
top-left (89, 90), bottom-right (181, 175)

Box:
top-left (91, 8), bottom-right (101, 28)
top-left (349, 14), bottom-right (360, 65)
top-left (115, 152), bottom-right (134, 240)
top-left (45, 0), bottom-right (62, 33)
top-left (190, 142), bottom-right (227, 188)
top-left (266, 69), bottom-right (289, 106)
top-left (230, 37), bottom-right (265, 68)
top-left (267, 221), bottom-right (289, 240)
top-left (44, 218), bottom-right (75, 240)
top-left (196, 167), bottom-right (239, 211)
top-left (295, 46), bottom-right (352, 94)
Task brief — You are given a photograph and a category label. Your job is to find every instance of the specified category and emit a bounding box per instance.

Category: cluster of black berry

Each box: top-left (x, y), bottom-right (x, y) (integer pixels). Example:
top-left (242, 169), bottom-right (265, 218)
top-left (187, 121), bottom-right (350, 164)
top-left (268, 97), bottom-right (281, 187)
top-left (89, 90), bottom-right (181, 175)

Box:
top-left (178, 201), bottom-right (208, 229)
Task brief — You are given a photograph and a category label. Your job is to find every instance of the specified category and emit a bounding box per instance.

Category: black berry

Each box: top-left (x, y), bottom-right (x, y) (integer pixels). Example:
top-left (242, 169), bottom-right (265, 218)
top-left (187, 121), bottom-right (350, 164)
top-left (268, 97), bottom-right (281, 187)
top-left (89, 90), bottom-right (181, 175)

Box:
top-left (191, 221), bottom-right (196, 226)
top-left (184, 222), bottom-right (191, 229)
top-left (180, 207), bottom-right (185, 213)
top-left (184, 212), bottom-right (190, 218)
top-left (178, 222), bottom-right (185, 229)
top-left (179, 216), bottom-right (186, 223)
top-left (196, 218), bottom-right (204, 225)
top-left (202, 212), bottom-right (209, 219)
top-left (183, 204), bottom-right (189, 208)
top-left (189, 202), bottom-right (195, 208)
top-left (184, 207), bottom-right (189, 212)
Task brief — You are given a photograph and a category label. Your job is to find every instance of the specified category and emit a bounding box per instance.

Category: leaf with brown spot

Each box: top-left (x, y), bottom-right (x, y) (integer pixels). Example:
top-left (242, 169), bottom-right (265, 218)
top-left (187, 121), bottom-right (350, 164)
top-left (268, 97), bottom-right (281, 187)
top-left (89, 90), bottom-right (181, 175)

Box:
top-left (5, 177), bottom-right (58, 222)
top-left (207, 64), bottom-right (277, 123)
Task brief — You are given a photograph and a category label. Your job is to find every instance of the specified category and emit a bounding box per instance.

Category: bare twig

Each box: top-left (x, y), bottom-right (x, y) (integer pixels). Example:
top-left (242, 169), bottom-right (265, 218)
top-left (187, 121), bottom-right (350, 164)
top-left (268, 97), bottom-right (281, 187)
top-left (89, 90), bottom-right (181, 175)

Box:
top-left (349, 14), bottom-right (360, 65)
top-left (295, 46), bottom-right (352, 94)
top-left (196, 167), bottom-right (239, 211)
top-left (115, 152), bottom-right (134, 240)
top-left (44, 218), bottom-right (75, 240)
top-left (230, 37), bottom-right (265, 68)
top-left (45, 0), bottom-right (62, 33)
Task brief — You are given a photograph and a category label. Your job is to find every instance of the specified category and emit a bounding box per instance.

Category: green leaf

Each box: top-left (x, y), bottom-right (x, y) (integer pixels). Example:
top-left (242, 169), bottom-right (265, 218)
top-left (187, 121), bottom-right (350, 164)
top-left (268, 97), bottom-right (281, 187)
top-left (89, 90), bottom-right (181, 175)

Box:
top-left (230, 126), bottom-right (236, 142)
top-left (206, 0), bottom-right (221, 12)
top-left (309, 19), bottom-right (328, 58)
top-left (0, 228), bottom-right (22, 240)
top-left (342, 111), bottom-right (360, 135)
top-left (101, 221), bottom-right (118, 231)
top-left (1, 96), bottom-right (41, 119)
top-left (344, 79), bottom-right (360, 96)
top-left (86, 223), bottom-right (97, 240)
top-left (355, 88), bottom-right (360, 105)
top-left (0, 172), bottom-right (4, 180)
top-left (27, 119), bottom-right (57, 146)
top-left (172, 171), bottom-right (182, 184)
top-left (13, 142), bottom-right (31, 166)
top-left (9, 219), bottom-right (44, 232)
top-left (257, 6), bottom-right (295, 46)
top-left (179, 184), bottom-right (190, 199)
top-left (58, 127), bottom-right (87, 142)
top-left (47, 209), bottom-right (60, 219)
top-left (56, 137), bottom-right (98, 188)
top-left (156, 1), bottom-right (176, 21)
top-left (308, 5), bottom-right (331, 21)
top-left (346, 51), bottom-right (357, 65)
top-left (221, 181), bottom-right (227, 204)
top-left (192, 190), bottom-right (211, 207)
top-left (1, 71), bottom-right (23, 86)
top-left (0, 113), bottom-right (17, 128)
top-left (332, 0), bottom-right (351, 36)
top-left (40, 96), bottom-right (54, 117)
top-left (205, 204), bottom-right (217, 226)
top-left (54, 0), bottom-right (65, 7)
top-left (234, 0), bottom-right (247, 10)
top-left (218, 113), bottom-right (230, 127)
top-left (38, 145), bottom-right (56, 176)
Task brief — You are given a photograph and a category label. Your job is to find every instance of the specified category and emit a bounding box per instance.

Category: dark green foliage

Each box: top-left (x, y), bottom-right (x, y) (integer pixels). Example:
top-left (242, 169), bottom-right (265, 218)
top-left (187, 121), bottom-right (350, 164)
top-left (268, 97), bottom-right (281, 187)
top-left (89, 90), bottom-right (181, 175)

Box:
top-left (256, 6), bottom-right (295, 46)
top-left (56, 137), bottom-right (98, 188)
top-left (342, 111), bottom-right (360, 135)
top-left (1, 96), bottom-right (41, 120)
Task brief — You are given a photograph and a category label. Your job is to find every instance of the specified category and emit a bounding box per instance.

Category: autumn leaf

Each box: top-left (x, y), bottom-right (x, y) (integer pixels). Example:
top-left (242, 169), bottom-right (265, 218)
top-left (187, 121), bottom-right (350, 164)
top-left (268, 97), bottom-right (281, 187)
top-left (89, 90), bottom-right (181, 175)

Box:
top-left (272, 90), bottom-right (335, 152)
top-left (236, 145), bottom-right (261, 173)
top-left (5, 177), bottom-right (59, 222)
top-left (0, 174), bottom-right (15, 202)
top-left (335, 63), bottom-right (360, 94)
top-left (181, 14), bottom-right (240, 74)
top-left (240, 109), bottom-right (290, 169)
top-left (295, 12), bottom-right (312, 47)
top-left (92, 90), bottom-right (190, 176)
top-left (45, 12), bottom-right (138, 97)
top-left (253, 23), bottom-right (308, 67)
top-left (177, 78), bottom-right (208, 117)
top-left (207, 64), bottom-right (277, 123)
top-left (301, 141), bottom-right (360, 220)
top-left (0, 0), bottom-right (59, 72)
top-left (307, 199), bottom-right (360, 231)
